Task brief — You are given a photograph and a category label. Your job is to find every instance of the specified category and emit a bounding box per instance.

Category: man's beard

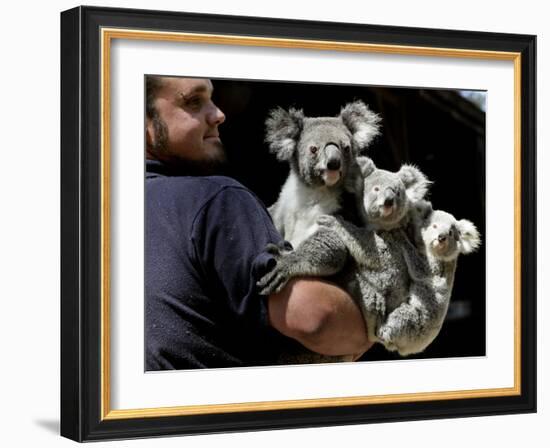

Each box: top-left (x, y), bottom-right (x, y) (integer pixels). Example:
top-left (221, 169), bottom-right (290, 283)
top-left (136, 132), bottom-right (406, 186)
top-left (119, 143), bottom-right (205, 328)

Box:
top-left (170, 154), bottom-right (228, 176)
top-left (149, 114), bottom-right (228, 176)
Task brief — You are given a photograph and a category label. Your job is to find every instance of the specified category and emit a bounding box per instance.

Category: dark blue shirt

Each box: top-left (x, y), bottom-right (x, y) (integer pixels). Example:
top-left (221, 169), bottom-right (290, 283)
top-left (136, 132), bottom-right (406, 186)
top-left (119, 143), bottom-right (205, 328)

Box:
top-left (145, 160), bottom-right (288, 370)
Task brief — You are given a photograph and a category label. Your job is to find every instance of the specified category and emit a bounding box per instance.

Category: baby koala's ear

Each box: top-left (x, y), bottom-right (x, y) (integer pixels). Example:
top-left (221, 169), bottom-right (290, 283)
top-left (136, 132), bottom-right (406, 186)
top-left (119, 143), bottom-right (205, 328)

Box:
top-left (456, 219), bottom-right (481, 254)
top-left (345, 156), bottom-right (376, 194)
top-left (265, 107), bottom-right (304, 161)
top-left (339, 100), bottom-right (381, 152)
top-left (409, 200), bottom-right (432, 247)
top-left (398, 164), bottom-right (432, 203)
top-left (414, 199), bottom-right (433, 222)
top-left (356, 156), bottom-right (377, 177)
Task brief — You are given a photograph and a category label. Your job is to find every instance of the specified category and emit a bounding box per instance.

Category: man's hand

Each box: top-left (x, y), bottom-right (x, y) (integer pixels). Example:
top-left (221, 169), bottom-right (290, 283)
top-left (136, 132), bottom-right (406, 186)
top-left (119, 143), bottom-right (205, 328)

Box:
top-left (268, 277), bottom-right (374, 358)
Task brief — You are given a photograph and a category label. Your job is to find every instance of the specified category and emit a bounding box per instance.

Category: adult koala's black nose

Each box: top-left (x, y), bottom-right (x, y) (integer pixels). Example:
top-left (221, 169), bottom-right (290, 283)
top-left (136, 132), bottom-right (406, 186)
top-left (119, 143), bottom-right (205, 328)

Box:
top-left (326, 158), bottom-right (341, 171)
top-left (438, 234), bottom-right (447, 242)
top-left (384, 197), bottom-right (394, 207)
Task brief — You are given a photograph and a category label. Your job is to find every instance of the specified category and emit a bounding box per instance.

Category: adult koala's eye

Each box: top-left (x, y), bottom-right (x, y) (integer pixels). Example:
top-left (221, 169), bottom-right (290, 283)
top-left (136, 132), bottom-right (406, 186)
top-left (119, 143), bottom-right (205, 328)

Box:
top-left (432, 224), bottom-right (438, 229)
top-left (309, 145), bottom-right (318, 154)
top-left (374, 186), bottom-right (380, 192)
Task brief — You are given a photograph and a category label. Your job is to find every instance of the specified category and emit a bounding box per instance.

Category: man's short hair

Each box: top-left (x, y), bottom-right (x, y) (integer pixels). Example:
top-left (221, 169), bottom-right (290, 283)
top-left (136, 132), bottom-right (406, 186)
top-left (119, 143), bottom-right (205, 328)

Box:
top-left (146, 76), bottom-right (164, 119)
top-left (145, 76), bottom-right (168, 153)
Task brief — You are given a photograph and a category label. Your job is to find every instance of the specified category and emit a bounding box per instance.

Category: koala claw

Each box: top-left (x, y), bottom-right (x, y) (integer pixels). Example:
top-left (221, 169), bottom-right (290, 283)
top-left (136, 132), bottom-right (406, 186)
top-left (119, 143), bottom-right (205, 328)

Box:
top-left (265, 243), bottom-right (282, 256)
top-left (257, 242), bottom-right (296, 295)
top-left (257, 267), bottom-right (290, 296)
top-left (265, 241), bottom-right (294, 256)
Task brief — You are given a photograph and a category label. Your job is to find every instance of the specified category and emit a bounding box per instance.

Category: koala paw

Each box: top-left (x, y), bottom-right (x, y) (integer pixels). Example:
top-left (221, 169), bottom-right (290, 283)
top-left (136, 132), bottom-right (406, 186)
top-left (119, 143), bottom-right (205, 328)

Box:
top-left (377, 326), bottom-right (395, 347)
top-left (265, 240), bottom-right (293, 256)
top-left (317, 214), bottom-right (339, 228)
top-left (257, 245), bottom-right (294, 295)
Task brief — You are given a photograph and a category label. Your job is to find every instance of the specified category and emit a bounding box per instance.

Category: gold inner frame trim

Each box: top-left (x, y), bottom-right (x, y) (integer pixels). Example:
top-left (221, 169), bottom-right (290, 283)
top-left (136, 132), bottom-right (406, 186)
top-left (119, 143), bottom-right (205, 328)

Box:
top-left (100, 27), bottom-right (522, 421)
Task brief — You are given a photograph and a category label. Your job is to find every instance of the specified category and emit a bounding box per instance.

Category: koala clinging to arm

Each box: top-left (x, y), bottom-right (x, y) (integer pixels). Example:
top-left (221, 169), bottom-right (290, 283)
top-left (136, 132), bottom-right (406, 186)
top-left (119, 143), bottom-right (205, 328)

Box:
top-left (265, 101), bottom-right (380, 248)
top-left (381, 200), bottom-right (482, 355)
top-left (258, 158), bottom-right (437, 359)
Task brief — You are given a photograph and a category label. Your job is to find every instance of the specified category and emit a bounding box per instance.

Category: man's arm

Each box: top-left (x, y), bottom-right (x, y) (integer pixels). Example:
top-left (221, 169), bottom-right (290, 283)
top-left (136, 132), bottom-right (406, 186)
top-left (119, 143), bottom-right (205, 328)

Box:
top-left (191, 185), bottom-right (371, 359)
top-left (268, 277), bottom-right (373, 357)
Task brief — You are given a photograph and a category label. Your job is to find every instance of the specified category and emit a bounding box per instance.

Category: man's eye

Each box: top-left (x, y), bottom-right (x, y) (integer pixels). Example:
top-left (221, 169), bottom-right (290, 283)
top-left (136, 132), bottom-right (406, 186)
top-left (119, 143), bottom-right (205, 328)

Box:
top-left (185, 96), bottom-right (203, 109)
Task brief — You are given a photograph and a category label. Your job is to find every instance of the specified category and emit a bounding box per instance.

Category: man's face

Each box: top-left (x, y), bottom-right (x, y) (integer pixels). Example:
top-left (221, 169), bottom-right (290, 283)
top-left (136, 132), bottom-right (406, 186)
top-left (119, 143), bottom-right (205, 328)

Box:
top-left (146, 77), bottom-right (226, 167)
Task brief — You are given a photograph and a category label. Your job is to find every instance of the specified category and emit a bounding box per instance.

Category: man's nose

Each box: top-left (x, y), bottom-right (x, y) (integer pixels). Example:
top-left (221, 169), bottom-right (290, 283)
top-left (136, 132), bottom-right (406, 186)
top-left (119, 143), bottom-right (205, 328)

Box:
top-left (207, 102), bottom-right (226, 126)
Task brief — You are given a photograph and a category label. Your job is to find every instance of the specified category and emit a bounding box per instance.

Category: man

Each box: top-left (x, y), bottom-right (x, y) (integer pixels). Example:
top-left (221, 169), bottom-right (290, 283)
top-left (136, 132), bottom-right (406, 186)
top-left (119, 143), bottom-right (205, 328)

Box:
top-left (145, 76), bottom-right (372, 370)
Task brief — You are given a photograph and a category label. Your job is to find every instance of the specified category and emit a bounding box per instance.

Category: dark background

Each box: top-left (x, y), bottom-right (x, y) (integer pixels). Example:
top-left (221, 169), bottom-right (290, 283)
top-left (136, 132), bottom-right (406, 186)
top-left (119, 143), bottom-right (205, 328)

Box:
top-left (211, 78), bottom-right (486, 362)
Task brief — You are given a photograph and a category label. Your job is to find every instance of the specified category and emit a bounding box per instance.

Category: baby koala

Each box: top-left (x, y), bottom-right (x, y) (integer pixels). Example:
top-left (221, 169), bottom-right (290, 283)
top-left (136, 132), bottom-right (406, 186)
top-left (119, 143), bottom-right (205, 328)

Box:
top-left (258, 157), bottom-right (433, 360)
top-left (382, 200), bottom-right (482, 355)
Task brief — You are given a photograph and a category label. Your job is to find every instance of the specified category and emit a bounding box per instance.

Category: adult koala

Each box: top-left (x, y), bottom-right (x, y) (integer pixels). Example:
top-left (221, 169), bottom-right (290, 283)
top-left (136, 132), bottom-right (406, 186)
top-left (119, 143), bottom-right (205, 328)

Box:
top-left (266, 101), bottom-right (380, 248)
top-left (258, 158), bottom-right (434, 360)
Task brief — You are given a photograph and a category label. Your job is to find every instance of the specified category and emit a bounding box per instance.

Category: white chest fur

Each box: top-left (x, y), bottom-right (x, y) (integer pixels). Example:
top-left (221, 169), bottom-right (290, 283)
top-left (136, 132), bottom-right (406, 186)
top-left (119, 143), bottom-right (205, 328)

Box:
top-left (270, 172), bottom-right (342, 247)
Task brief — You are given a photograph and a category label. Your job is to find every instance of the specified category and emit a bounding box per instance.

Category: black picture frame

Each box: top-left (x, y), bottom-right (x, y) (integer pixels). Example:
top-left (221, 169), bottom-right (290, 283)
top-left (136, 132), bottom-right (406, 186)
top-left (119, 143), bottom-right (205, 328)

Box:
top-left (60, 5), bottom-right (536, 442)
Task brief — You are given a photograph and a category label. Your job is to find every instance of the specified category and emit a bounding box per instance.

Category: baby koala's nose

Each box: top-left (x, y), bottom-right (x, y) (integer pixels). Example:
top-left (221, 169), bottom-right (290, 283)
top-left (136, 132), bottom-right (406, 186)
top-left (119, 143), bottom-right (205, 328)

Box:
top-left (326, 158), bottom-right (341, 171)
top-left (383, 197), bottom-right (394, 208)
top-left (438, 234), bottom-right (448, 243)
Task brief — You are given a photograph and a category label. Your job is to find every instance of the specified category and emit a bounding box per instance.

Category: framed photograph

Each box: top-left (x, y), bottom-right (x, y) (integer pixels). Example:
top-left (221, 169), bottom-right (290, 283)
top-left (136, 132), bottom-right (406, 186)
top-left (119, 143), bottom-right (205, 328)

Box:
top-left (60, 6), bottom-right (536, 442)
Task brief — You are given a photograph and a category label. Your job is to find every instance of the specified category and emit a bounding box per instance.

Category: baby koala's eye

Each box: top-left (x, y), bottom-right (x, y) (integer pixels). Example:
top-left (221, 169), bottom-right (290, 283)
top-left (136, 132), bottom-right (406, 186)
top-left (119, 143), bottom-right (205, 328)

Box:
top-left (432, 224), bottom-right (438, 229)
top-left (309, 145), bottom-right (318, 154)
top-left (374, 186), bottom-right (380, 192)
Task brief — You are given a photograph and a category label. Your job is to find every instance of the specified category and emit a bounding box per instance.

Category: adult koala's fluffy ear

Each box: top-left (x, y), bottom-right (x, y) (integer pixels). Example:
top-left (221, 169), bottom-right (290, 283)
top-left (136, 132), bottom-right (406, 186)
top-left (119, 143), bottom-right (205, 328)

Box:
top-left (265, 107), bottom-right (304, 161)
top-left (339, 100), bottom-right (381, 151)
top-left (456, 219), bottom-right (481, 254)
top-left (397, 165), bottom-right (431, 203)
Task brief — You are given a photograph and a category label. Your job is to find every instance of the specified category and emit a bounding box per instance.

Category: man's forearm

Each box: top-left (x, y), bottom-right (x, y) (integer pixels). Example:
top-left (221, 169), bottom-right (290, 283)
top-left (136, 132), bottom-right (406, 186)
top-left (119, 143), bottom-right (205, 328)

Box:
top-left (268, 278), bottom-right (373, 356)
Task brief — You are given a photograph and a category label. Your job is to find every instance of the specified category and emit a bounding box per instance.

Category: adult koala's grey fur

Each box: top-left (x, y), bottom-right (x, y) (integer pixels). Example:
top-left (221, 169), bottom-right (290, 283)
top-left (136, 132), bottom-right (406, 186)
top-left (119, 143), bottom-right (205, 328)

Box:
top-left (386, 200), bottom-right (482, 355)
top-left (266, 101), bottom-right (380, 248)
top-left (258, 158), bottom-right (434, 360)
